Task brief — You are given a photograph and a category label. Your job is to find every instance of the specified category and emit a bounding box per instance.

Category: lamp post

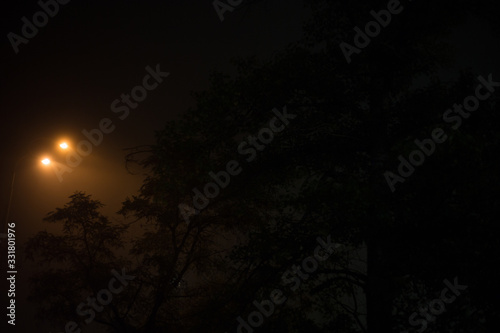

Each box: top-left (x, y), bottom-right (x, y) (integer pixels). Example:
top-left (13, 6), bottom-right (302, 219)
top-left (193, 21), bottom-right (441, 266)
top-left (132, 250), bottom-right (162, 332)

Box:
top-left (0, 139), bottom-right (69, 242)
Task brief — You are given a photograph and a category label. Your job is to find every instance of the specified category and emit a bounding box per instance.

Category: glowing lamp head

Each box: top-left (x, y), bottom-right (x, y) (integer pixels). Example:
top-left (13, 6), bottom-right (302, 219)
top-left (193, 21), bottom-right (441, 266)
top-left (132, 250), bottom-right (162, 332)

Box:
top-left (41, 158), bottom-right (51, 165)
top-left (59, 142), bottom-right (68, 149)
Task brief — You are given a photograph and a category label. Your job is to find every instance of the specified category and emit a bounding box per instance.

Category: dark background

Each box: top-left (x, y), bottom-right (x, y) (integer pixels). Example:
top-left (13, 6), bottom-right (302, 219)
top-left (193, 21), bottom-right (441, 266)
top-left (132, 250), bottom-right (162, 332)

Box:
top-left (1, 1), bottom-right (499, 332)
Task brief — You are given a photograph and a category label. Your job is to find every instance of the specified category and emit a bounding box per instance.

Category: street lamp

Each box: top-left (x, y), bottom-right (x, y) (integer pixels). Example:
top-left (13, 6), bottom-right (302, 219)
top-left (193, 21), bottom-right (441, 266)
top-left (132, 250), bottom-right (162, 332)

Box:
top-left (1, 139), bottom-right (69, 242)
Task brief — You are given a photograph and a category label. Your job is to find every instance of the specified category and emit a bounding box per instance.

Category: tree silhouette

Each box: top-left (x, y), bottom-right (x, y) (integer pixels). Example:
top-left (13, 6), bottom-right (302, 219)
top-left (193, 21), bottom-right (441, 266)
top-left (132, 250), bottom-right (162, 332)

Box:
top-left (121, 0), bottom-right (500, 332)
top-left (25, 192), bottom-right (134, 332)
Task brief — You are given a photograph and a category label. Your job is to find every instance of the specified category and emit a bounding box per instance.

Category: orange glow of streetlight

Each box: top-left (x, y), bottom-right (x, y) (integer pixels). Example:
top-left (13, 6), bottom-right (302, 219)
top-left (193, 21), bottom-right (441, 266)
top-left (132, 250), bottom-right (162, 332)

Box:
top-left (59, 142), bottom-right (68, 149)
top-left (41, 158), bottom-right (51, 165)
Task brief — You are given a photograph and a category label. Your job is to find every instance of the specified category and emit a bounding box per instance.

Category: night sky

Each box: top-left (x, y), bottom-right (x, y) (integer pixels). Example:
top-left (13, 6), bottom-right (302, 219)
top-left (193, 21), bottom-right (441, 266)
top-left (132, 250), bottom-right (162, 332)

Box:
top-left (1, 1), bottom-right (500, 332)
top-left (0, 1), bottom-right (309, 238)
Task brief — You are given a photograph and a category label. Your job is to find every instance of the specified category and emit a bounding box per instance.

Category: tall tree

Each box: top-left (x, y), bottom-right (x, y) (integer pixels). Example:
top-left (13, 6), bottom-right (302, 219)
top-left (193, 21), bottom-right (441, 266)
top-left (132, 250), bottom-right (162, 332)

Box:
top-left (123, 0), bottom-right (500, 331)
